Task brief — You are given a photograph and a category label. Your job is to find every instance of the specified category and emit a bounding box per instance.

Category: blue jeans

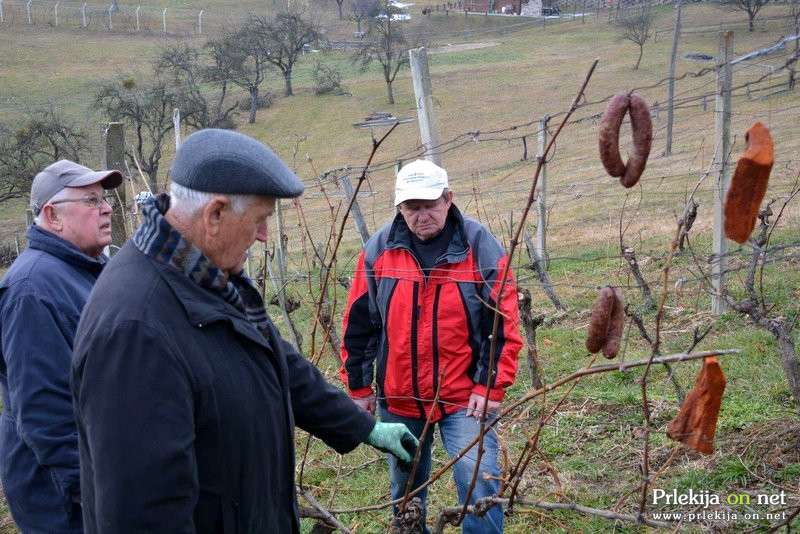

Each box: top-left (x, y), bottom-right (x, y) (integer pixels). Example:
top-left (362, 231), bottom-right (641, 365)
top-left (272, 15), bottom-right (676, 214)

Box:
top-left (379, 406), bottom-right (503, 533)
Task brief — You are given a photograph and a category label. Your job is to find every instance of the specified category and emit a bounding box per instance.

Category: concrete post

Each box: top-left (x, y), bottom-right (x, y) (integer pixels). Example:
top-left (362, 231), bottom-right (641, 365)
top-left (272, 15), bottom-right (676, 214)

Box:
top-left (711, 31), bottom-right (733, 314)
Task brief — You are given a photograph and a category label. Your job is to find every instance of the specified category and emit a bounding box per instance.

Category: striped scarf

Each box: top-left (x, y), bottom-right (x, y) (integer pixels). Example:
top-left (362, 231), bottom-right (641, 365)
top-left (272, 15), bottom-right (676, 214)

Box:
top-left (133, 193), bottom-right (270, 331)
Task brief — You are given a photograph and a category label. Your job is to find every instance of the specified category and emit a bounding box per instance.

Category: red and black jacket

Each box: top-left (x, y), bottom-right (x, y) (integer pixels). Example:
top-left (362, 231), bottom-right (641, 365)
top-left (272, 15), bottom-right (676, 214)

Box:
top-left (340, 205), bottom-right (522, 420)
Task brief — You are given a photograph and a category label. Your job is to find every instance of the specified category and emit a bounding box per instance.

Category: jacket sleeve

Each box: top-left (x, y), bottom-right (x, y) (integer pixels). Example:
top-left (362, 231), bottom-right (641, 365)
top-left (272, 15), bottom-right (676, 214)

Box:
top-left (1, 294), bottom-right (80, 501)
top-left (473, 254), bottom-right (523, 401)
top-left (339, 251), bottom-right (379, 397)
top-left (281, 333), bottom-right (375, 454)
top-left (72, 320), bottom-right (196, 533)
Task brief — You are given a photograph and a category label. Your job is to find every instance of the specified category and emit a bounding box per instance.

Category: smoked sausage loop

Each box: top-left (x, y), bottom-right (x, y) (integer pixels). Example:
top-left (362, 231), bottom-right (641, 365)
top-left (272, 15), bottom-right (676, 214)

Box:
top-left (598, 92), bottom-right (653, 188)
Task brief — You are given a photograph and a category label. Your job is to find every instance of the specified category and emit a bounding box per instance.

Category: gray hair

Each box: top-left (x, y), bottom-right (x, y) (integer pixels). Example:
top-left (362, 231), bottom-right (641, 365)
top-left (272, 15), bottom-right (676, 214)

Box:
top-left (169, 182), bottom-right (258, 217)
top-left (33, 187), bottom-right (73, 225)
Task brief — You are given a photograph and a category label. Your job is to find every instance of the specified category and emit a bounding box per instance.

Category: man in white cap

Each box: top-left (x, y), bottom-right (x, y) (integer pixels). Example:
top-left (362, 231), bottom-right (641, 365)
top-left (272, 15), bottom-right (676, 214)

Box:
top-left (340, 159), bottom-right (523, 532)
top-left (0, 159), bottom-right (123, 533)
top-left (71, 129), bottom-right (417, 533)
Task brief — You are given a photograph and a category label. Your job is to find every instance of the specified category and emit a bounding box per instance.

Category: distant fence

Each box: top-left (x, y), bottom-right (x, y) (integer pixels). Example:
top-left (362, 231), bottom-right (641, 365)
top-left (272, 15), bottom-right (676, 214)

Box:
top-left (0, 1), bottom-right (205, 35)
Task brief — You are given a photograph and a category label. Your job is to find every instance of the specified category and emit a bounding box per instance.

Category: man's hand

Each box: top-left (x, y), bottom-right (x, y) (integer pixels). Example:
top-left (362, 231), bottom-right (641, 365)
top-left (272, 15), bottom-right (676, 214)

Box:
top-left (351, 393), bottom-right (375, 414)
top-left (465, 392), bottom-right (501, 419)
top-left (364, 422), bottom-right (418, 466)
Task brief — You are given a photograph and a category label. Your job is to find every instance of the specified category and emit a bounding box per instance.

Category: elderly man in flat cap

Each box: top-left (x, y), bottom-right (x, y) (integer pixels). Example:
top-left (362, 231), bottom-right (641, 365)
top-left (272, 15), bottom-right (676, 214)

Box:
top-left (71, 129), bottom-right (417, 533)
top-left (0, 160), bottom-right (122, 533)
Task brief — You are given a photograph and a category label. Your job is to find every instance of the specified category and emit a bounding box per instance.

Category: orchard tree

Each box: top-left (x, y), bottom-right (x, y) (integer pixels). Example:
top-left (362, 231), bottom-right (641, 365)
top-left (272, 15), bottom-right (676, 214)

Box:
top-left (215, 20), bottom-right (274, 124)
top-left (617, 6), bottom-right (653, 70)
top-left (155, 42), bottom-right (239, 130)
top-left (94, 76), bottom-right (183, 192)
top-left (0, 108), bottom-right (87, 205)
top-left (721, 0), bottom-right (770, 31)
top-left (353, 2), bottom-right (420, 104)
top-left (251, 11), bottom-right (326, 97)
top-left (351, 0), bottom-right (381, 33)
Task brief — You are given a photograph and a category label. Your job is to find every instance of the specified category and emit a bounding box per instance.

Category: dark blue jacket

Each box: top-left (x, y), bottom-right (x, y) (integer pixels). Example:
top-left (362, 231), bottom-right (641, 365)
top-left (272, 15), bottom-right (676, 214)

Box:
top-left (72, 241), bottom-right (376, 533)
top-left (0, 224), bottom-right (106, 533)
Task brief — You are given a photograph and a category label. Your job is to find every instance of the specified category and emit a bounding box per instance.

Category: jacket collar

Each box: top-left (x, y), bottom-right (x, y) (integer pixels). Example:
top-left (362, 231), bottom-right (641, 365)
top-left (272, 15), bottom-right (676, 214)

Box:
top-left (386, 203), bottom-right (470, 264)
top-left (155, 260), bottom-right (274, 351)
top-left (26, 223), bottom-right (107, 277)
top-left (134, 194), bottom-right (271, 332)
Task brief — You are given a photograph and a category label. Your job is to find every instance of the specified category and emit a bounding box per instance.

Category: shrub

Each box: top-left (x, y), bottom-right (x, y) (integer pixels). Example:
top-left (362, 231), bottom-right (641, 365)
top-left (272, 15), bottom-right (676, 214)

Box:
top-left (312, 62), bottom-right (349, 96)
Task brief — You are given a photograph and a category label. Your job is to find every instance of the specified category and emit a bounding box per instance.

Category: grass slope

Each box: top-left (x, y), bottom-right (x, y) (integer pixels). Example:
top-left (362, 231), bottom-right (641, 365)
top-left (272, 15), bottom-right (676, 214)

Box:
top-left (0, 1), bottom-right (799, 532)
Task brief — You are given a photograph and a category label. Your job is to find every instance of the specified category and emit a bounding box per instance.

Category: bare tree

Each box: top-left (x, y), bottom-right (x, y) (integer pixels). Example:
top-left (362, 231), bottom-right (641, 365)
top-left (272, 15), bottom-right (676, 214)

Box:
top-left (156, 42), bottom-right (239, 130)
top-left (335, 0), bottom-right (346, 19)
top-left (353, 2), bottom-right (418, 105)
top-left (351, 0), bottom-right (381, 33)
top-left (720, 0), bottom-right (770, 31)
top-left (251, 11), bottom-right (326, 97)
top-left (94, 76), bottom-right (182, 192)
top-left (617, 7), bottom-right (653, 70)
top-left (0, 108), bottom-right (88, 205)
top-left (217, 21), bottom-right (274, 124)
top-left (724, 203), bottom-right (800, 414)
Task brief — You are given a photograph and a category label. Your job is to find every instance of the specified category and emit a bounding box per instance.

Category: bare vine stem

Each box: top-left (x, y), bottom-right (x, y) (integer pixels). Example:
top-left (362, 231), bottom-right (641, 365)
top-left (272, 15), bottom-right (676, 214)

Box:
top-left (457, 58), bottom-right (600, 526)
top-left (307, 123), bottom-right (399, 362)
top-left (328, 349), bottom-right (739, 515)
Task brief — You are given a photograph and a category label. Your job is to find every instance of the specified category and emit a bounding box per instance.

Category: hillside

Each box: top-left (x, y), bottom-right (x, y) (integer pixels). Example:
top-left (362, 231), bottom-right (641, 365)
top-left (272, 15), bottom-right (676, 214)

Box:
top-left (1, 1), bottom-right (799, 531)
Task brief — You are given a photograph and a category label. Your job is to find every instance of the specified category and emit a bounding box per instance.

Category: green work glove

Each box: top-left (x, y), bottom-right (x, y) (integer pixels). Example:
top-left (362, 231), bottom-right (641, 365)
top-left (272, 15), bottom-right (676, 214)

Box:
top-left (364, 422), bottom-right (419, 466)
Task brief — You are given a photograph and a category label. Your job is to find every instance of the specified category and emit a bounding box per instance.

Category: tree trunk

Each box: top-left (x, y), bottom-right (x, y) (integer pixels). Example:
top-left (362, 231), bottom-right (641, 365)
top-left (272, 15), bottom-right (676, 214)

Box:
top-left (249, 87), bottom-right (259, 124)
top-left (517, 288), bottom-right (545, 390)
top-left (748, 15), bottom-right (754, 31)
top-left (284, 71), bottom-right (293, 97)
top-left (147, 170), bottom-right (159, 194)
top-left (386, 80), bottom-right (395, 105)
top-left (634, 44), bottom-right (643, 70)
top-left (789, 21), bottom-right (799, 90)
top-left (765, 318), bottom-right (800, 415)
top-left (337, 0), bottom-right (344, 19)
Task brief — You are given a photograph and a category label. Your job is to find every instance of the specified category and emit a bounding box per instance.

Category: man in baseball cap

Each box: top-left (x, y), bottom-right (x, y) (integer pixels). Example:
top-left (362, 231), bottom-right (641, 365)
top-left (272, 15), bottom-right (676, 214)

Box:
top-left (30, 159), bottom-right (123, 215)
top-left (0, 159), bottom-right (123, 533)
top-left (341, 159), bottom-right (523, 532)
top-left (71, 129), bottom-right (416, 533)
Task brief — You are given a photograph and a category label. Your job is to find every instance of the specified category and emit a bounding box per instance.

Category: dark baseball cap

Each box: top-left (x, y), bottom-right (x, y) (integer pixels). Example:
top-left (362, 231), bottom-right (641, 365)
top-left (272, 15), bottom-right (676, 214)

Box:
top-left (170, 129), bottom-right (305, 199)
top-left (30, 159), bottom-right (124, 215)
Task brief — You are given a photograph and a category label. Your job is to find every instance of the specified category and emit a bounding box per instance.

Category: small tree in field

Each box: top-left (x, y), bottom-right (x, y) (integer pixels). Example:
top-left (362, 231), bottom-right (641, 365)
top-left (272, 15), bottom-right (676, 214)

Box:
top-left (251, 11), bottom-right (326, 97)
top-left (351, 0), bottom-right (381, 33)
top-left (94, 76), bottom-right (182, 192)
top-left (719, 0), bottom-right (770, 31)
top-left (214, 21), bottom-right (273, 124)
top-left (0, 109), bottom-right (87, 205)
top-left (617, 7), bottom-right (653, 70)
top-left (155, 42), bottom-right (239, 130)
top-left (353, 2), bottom-right (420, 105)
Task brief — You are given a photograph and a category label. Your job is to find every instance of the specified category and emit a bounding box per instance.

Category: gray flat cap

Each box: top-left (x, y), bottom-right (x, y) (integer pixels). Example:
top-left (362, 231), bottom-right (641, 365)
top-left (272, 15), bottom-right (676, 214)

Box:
top-left (170, 129), bottom-right (304, 198)
top-left (30, 159), bottom-right (124, 215)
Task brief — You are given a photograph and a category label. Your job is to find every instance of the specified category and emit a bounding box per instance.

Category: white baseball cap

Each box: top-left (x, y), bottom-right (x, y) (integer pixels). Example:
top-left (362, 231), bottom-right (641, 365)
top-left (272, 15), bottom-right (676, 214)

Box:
top-left (394, 159), bottom-right (449, 206)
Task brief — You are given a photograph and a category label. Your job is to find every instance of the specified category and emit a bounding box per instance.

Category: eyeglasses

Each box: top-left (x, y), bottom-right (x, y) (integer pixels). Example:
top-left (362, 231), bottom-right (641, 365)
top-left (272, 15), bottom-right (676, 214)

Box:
top-left (49, 194), bottom-right (114, 209)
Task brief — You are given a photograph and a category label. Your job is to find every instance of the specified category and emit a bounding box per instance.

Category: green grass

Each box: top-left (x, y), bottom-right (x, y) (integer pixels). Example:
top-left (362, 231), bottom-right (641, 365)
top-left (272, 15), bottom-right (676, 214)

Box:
top-left (2, 1), bottom-right (800, 532)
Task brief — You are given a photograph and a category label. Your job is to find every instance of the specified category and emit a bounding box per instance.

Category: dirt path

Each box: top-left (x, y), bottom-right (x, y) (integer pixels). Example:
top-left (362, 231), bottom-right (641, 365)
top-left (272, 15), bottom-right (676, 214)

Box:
top-left (427, 42), bottom-right (501, 54)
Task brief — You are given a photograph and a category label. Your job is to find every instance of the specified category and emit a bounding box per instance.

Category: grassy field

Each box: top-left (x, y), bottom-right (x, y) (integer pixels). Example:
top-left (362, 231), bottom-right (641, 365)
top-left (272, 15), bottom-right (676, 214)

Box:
top-left (1, 0), bottom-right (799, 531)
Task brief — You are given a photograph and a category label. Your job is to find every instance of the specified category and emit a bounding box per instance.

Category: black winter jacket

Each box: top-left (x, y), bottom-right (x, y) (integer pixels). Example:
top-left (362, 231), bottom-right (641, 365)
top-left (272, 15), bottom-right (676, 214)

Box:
top-left (0, 224), bottom-right (104, 533)
top-left (72, 242), bottom-right (375, 533)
